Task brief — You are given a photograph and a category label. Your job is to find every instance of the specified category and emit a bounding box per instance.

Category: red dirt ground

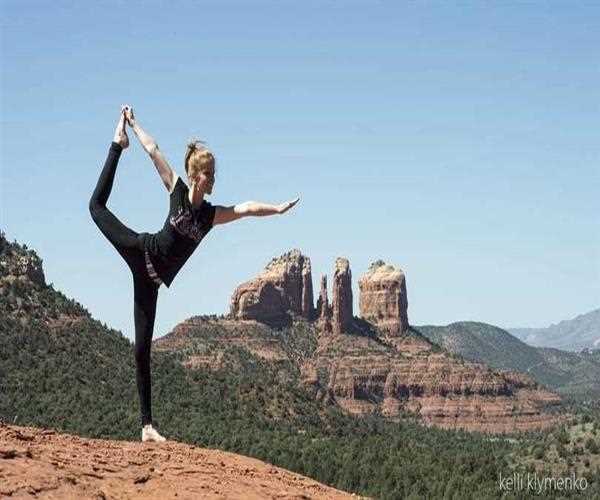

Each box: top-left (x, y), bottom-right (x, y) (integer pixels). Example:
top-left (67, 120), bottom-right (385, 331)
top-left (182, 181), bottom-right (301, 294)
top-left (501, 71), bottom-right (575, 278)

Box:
top-left (0, 423), bottom-right (365, 499)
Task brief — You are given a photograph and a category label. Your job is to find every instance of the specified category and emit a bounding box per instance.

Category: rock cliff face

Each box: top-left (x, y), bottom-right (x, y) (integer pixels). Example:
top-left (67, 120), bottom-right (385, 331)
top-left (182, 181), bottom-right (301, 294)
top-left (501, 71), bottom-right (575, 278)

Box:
top-left (359, 260), bottom-right (409, 336)
top-left (229, 249), bottom-right (314, 326)
top-left (332, 258), bottom-right (353, 335)
top-left (314, 335), bottom-right (561, 433)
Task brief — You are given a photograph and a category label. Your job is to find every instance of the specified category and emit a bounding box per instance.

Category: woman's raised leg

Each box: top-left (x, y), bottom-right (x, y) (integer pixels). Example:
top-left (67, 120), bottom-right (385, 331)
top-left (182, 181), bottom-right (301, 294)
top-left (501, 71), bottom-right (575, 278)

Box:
top-left (89, 111), bottom-right (141, 264)
top-left (89, 141), bottom-right (141, 256)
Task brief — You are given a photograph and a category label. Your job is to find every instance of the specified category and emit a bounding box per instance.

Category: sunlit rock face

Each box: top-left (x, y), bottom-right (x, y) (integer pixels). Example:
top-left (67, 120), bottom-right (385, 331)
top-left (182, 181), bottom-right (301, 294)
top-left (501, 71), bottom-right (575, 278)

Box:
top-left (332, 258), bottom-right (353, 335)
top-left (230, 249), bottom-right (314, 326)
top-left (359, 260), bottom-right (408, 337)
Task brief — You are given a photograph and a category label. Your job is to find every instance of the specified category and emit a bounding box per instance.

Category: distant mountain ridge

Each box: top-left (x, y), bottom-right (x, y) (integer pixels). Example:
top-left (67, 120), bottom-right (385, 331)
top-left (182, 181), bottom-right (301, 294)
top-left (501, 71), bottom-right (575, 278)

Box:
top-left (508, 308), bottom-right (600, 351)
top-left (417, 321), bottom-right (600, 400)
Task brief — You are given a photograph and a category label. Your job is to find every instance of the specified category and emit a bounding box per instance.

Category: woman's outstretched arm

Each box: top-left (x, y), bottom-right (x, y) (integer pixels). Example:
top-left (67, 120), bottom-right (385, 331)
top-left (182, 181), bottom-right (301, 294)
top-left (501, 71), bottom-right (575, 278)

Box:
top-left (122, 105), bottom-right (178, 193)
top-left (213, 197), bottom-right (300, 226)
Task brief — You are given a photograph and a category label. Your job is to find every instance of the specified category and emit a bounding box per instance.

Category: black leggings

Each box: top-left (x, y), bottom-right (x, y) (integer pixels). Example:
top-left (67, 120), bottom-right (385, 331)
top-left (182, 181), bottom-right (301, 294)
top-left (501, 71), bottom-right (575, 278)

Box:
top-left (89, 142), bottom-right (158, 426)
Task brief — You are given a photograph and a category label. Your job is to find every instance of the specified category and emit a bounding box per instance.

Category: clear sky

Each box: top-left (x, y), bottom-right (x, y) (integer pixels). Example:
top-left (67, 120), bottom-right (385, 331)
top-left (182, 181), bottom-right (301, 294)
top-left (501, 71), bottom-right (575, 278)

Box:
top-left (2, 1), bottom-right (598, 341)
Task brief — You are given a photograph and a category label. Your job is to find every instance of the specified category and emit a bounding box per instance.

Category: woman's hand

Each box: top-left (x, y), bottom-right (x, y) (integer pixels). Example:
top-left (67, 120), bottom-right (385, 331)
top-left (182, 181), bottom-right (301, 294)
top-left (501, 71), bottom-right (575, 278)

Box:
top-left (113, 109), bottom-right (129, 149)
top-left (276, 197), bottom-right (300, 215)
top-left (121, 104), bottom-right (136, 127)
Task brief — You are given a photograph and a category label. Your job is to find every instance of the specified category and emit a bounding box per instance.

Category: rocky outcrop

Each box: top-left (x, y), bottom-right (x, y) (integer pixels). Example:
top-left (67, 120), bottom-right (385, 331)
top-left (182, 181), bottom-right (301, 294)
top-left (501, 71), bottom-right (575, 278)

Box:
top-left (229, 250), bottom-right (314, 326)
top-left (214, 248), bottom-right (563, 433)
top-left (0, 232), bottom-right (88, 325)
top-left (0, 232), bottom-right (45, 287)
top-left (359, 260), bottom-right (408, 336)
top-left (332, 258), bottom-right (353, 335)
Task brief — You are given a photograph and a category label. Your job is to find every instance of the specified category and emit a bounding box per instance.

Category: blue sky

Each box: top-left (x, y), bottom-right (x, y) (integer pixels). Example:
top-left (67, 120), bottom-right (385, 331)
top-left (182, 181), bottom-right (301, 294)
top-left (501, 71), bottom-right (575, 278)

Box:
top-left (2, 1), bottom-right (598, 341)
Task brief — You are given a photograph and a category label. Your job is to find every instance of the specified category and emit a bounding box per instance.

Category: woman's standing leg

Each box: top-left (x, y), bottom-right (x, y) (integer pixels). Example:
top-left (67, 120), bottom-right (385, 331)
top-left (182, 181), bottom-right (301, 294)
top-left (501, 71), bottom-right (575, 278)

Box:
top-left (132, 271), bottom-right (159, 427)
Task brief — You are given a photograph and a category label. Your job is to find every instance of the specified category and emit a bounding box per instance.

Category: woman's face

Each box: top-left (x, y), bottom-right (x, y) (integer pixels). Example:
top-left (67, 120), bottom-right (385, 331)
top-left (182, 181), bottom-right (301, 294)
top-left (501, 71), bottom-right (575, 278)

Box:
top-left (194, 166), bottom-right (215, 195)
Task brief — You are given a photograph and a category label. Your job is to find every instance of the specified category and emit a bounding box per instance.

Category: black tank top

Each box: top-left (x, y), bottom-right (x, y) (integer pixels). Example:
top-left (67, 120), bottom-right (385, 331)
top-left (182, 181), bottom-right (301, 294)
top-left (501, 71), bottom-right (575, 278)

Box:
top-left (140, 176), bottom-right (216, 287)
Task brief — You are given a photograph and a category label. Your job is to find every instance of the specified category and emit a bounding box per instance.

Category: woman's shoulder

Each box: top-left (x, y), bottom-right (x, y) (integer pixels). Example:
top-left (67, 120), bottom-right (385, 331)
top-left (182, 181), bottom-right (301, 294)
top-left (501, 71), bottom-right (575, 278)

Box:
top-left (200, 199), bottom-right (216, 226)
top-left (170, 175), bottom-right (187, 195)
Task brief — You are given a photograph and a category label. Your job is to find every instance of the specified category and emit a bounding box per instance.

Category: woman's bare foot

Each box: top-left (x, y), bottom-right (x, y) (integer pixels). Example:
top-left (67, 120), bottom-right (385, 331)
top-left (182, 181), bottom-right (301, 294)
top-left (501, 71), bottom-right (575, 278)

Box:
top-left (113, 109), bottom-right (129, 149)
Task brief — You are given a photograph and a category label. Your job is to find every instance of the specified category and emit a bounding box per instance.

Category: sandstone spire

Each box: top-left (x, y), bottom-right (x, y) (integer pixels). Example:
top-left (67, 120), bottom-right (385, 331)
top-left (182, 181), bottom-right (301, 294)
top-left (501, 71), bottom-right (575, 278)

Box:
top-left (301, 259), bottom-right (315, 320)
top-left (316, 275), bottom-right (332, 333)
top-left (332, 257), bottom-right (353, 335)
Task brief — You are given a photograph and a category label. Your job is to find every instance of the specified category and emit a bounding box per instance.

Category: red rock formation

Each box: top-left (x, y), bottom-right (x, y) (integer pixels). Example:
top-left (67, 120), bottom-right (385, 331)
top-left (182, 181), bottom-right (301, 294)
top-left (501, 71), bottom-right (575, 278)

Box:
top-left (166, 248), bottom-right (563, 434)
top-left (229, 249), bottom-right (314, 325)
top-left (332, 258), bottom-right (353, 335)
top-left (359, 260), bottom-right (408, 336)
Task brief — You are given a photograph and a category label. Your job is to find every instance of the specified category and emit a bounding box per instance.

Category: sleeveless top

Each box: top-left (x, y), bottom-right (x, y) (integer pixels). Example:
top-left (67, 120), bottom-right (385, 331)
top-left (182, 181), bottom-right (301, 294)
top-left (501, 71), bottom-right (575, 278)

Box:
top-left (139, 176), bottom-right (216, 288)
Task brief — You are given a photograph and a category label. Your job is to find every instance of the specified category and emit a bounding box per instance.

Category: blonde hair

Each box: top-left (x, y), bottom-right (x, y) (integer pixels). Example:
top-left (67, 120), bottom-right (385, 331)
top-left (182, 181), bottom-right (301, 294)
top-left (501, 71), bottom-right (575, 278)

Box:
top-left (184, 139), bottom-right (215, 181)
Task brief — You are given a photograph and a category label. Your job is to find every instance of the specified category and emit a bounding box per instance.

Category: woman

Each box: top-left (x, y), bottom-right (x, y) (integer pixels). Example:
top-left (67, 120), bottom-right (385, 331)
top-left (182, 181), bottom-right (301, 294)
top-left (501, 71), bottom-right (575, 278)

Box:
top-left (89, 106), bottom-right (299, 442)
